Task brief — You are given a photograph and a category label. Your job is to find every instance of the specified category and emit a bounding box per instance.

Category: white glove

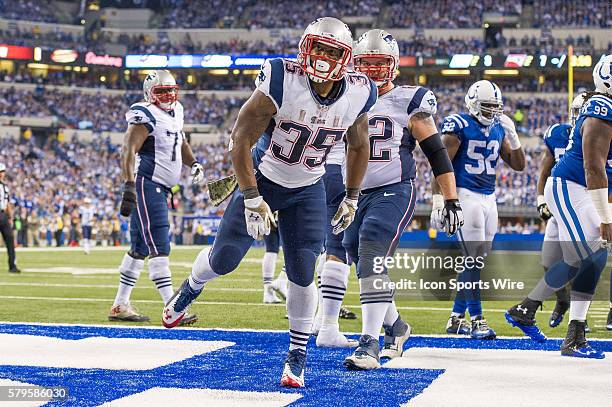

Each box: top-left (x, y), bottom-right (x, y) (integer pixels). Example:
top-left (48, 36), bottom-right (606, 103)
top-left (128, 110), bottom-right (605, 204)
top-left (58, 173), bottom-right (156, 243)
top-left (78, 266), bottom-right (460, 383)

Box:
top-left (331, 197), bottom-right (358, 235)
top-left (498, 114), bottom-right (521, 150)
top-left (191, 162), bottom-right (205, 185)
top-left (430, 194), bottom-right (445, 230)
top-left (244, 196), bottom-right (276, 240)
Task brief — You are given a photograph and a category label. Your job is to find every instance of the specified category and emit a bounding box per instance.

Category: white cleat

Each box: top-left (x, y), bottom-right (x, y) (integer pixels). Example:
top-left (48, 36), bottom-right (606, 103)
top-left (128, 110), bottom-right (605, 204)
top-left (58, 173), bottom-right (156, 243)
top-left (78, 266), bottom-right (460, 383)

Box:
top-left (263, 285), bottom-right (282, 304)
top-left (316, 325), bottom-right (358, 348)
top-left (271, 276), bottom-right (288, 300)
top-left (280, 349), bottom-right (306, 388)
top-left (380, 318), bottom-right (411, 360)
top-left (344, 335), bottom-right (381, 370)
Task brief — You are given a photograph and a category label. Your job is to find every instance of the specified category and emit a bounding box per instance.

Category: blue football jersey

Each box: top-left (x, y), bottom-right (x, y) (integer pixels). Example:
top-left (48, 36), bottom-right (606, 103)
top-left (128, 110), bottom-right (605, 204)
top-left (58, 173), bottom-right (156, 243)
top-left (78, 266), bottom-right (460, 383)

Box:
top-left (552, 95), bottom-right (612, 191)
top-left (442, 113), bottom-right (506, 195)
top-left (543, 123), bottom-right (571, 162)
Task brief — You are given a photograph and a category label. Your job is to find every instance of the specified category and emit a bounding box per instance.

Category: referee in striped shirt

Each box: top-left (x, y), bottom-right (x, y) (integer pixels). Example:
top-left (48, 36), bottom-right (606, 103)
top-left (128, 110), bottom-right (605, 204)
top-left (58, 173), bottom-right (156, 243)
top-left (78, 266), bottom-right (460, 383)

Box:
top-left (0, 163), bottom-right (19, 273)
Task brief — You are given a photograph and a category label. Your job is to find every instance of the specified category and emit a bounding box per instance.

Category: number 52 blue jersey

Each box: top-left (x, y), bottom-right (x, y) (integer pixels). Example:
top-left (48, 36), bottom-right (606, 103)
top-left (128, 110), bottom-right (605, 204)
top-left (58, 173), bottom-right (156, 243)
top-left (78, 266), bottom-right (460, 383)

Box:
top-left (441, 113), bottom-right (506, 195)
top-left (552, 95), bottom-right (612, 191)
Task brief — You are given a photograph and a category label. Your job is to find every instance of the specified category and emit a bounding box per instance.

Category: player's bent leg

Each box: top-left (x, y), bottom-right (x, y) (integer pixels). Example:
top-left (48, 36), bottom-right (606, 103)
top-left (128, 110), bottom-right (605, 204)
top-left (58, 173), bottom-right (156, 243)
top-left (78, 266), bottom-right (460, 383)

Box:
top-left (109, 252), bottom-right (149, 322)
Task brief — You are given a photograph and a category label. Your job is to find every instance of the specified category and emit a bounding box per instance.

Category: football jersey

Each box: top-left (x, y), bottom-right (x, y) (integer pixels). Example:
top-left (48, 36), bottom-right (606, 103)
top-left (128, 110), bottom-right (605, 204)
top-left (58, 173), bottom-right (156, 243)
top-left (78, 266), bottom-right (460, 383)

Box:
top-left (552, 95), bottom-right (612, 191)
top-left (79, 205), bottom-right (96, 226)
top-left (326, 140), bottom-right (346, 166)
top-left (126, 101), bottom-right (185, 188)
top-left (442, 113), bottom-right (506, 195)
top-left (360, 85), bottom-right (437, 190)
top-left (543, 123), bottom-right (571, 162)
top-left (252, 58), bottom-right (377, 188)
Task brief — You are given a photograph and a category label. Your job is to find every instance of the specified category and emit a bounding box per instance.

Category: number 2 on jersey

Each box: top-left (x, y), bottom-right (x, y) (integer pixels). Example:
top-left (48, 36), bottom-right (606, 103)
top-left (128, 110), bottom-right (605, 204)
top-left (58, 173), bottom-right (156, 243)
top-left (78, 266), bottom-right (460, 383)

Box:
top-left (465, 139), bottom-right (499, 175)
top-left (368, 116), bottom-right (393, 162)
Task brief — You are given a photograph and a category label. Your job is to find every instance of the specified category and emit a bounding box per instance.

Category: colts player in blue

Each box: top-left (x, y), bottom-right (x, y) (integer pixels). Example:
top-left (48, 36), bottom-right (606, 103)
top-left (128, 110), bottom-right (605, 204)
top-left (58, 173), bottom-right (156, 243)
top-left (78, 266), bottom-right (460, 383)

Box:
top-left (162, 17), bottom-right (374, 388)
top-left (505, 93), bottom-right (587, 338)
top-left (509, 56), bottom-right (612, 359)
top-left (110, 70), bottom-right (205, 323)
top-left (431, 80), bottom-right (525, 340)
top-left (342, 29), bottom-right (463, 370)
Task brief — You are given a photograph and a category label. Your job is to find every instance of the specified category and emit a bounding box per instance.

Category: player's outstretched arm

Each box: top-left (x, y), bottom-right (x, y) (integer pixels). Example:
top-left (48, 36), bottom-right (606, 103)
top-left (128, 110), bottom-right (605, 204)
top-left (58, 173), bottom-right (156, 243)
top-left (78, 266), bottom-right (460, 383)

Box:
top-left (583, 117), bottom-right (612, 241)
top-left (229, 90), bottom-right (276, 192)
top-left (536, 148), bottom-right (555, 220)
top-left (119, 124), bottom-right (149, 216)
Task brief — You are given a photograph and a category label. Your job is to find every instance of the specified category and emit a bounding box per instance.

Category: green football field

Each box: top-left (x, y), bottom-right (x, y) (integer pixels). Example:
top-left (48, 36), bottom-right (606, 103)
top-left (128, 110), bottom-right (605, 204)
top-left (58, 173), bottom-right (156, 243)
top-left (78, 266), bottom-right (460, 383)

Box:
top-left (0, 246), bottom-right (610, 339)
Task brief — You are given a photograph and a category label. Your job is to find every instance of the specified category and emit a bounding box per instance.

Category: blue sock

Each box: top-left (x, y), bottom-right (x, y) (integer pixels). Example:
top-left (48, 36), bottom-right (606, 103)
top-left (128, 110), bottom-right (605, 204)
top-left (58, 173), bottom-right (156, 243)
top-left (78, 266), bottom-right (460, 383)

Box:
top-left (572, 248), bottom-right (607, 295)
top-left (452, 291), bottom-right (468, 315)
top-left (544, 260), bottom-right (579, 290)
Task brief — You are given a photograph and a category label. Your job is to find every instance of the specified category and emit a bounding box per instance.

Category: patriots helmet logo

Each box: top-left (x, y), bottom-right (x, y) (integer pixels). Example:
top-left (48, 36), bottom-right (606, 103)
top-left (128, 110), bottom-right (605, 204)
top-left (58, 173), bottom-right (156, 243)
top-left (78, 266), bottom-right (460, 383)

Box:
top-left (383, 33), bottom-right (394, 45)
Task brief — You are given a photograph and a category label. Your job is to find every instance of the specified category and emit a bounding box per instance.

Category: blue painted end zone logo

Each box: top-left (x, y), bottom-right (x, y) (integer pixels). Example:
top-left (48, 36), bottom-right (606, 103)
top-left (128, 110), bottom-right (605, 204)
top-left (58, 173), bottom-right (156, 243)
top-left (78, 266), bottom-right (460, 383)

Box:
top-left (0, 324), bottom-right (442, 406)
top-left (1, 324), bottom-right (611, 406)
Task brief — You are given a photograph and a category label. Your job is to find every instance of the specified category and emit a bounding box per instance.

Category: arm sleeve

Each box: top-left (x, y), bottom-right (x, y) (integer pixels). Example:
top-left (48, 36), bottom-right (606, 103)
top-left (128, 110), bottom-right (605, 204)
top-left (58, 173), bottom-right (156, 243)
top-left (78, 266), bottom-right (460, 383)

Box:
top-left (254, 58), bottom-right (284, 110)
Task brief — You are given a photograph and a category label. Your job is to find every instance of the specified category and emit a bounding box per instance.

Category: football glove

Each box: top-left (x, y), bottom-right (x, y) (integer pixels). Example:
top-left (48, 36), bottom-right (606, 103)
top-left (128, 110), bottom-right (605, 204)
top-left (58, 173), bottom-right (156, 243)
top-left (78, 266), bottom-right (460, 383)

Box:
top-left (430, 194), bottom-right (445, 230)
top-left (191, 162), bottom-right (205, 185)
top-left (207, 173), bottom-right (238, 206)
top-left (498, 114), bottom-right (521, 150)
top-left (441, 199), bottom-right (464, 236)
top-left (537, 195), bottom-right (552, 221)
top-left (120, 181), bottom-right (136, 217)
top-left (331, 197), bottom-right (358, 235)
top-left (244, 196), bottom-right (276, 240)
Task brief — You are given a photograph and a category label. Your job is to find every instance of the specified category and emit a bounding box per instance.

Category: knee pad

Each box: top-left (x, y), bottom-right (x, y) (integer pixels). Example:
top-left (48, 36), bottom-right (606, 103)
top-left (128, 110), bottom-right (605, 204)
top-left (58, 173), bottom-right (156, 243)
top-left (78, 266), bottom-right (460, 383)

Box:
top-left (572, 248), bottom-right (607, 295)
top-left (209, 244), bottom-right (243, 275)
top-left (356, 240), bottom-right (389, 279)
top-left (285, 248), bottom-right (317, 287)
top-left (148, 256), bottom-right (171, 281)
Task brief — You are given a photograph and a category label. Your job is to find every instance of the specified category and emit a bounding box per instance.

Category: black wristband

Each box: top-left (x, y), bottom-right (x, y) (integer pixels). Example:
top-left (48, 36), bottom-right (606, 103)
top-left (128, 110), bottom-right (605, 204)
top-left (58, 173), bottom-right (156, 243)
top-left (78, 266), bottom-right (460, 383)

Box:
top-left (242, 186), bottom-right (260, 200)
top-left (420, 133), bottom-right (454, 177)
top-left (346, 188), bottom-right (360, 200)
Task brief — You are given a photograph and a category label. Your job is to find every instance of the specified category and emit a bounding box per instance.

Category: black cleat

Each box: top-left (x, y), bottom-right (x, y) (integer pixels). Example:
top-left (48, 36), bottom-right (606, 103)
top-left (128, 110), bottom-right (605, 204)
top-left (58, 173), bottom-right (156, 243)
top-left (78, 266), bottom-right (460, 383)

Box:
top-left (505, 298), bottom-right (546, 343)
top-left (607, 309), bottom-right (612, 331)
top-left (561, 320), bottom-right (604, 359)
top-left (339, 306), bottom-right (357, 320)
top-left (549, 300), bottom-right (569, 328)
top-left (585, 319), bottom-right (591, 333)
top-left (8, 267), bottom-right (21, 273)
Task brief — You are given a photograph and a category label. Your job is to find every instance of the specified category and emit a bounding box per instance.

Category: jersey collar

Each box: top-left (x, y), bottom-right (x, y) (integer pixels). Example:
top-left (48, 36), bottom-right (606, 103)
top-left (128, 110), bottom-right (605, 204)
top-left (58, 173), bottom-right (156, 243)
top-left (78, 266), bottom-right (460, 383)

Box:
top-left (307, 77), bottom-right (347, 107)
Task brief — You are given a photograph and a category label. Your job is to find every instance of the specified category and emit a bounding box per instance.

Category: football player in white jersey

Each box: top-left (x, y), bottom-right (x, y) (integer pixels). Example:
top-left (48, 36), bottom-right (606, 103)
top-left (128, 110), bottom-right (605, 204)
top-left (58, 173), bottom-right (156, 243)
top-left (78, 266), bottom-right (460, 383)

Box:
top-left (431, 80), bottom-right (525, 339)
top-left (109, 70), bottom-right (205, 323)
top-left (339, 29), bottom-right (462, 369)
top-left (79, 198), bottom-right (96, 255)
top-left (162, 17), bottom-right (375, 388)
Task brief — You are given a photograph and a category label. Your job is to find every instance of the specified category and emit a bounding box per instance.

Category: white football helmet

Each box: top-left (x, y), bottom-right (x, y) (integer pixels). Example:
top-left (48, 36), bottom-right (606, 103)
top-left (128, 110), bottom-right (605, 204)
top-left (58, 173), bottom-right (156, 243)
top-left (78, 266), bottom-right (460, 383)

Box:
top-left (353, 29), bottom-right (399, 86)
top-left (298, 17), bottom-right (353, 83)
top-left (570, 92), bottom-right (587, 125)
top-left (143, 70), bottom-right (179, 111)
top-left (593, 54), bottom-right (612, 96)
top-left (465, 80), bottom-right (504, 126)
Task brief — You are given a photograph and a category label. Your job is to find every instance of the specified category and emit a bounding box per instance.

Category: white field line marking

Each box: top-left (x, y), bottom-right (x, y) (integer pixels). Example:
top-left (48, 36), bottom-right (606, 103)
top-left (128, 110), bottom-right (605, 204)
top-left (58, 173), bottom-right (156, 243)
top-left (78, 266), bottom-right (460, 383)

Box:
top-left (13, 246), bottom-right (211, 252)
top-left (0, 320), bottom-right (611, 342)
top-left (0, 281), bottom-right (266, 292)
top-left (0, 295), bottom-right (609, 318)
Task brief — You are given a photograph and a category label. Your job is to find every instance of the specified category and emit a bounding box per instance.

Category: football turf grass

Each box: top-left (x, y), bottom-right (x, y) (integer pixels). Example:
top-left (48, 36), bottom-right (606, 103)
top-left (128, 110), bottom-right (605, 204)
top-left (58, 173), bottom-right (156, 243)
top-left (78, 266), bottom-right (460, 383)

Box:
top-left (0, 246), bottom-right (610, 339)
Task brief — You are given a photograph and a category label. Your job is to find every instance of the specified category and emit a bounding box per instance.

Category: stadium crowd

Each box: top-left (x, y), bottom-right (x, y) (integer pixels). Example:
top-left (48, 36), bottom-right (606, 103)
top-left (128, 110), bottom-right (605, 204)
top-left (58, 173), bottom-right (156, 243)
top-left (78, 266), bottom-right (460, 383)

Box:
top-left (1, 0), bottom-right (609, 29)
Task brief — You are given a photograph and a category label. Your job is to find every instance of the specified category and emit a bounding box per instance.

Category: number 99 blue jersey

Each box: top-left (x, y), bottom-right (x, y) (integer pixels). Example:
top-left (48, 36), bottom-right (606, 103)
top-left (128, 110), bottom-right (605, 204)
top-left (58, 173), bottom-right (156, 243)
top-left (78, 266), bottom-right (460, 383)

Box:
top-left (441, 113), bottom-right (506, 195)
top-left (552, 95), bottom-right (612, 191)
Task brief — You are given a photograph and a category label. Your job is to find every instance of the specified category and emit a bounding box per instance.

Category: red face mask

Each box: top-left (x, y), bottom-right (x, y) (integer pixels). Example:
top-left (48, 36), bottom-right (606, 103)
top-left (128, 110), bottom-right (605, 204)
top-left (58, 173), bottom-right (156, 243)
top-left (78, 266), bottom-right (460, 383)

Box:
top-left (354, 55), bottom-right (396, 84)
top-left (151, 85), bottom-right (179, 110)
top-left (299, 35), bottom-right (352, 82)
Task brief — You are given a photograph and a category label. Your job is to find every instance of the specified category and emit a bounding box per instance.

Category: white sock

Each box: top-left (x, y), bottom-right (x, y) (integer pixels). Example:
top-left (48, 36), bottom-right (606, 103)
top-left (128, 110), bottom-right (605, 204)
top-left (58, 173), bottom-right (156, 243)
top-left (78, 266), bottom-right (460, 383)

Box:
top-left (384, 300), bottom-right (399, 327)
top-left (84, 239), bottom-right (90, 252)
top-left (113, 253), bottom-right (144, 306)
top-left (569, 291), bottom-right (591, 322)
top-left (319, 260), bottom-right (350, 327)
top-left (262, 252), bottom-right (277, 285)
top-left (360, 275), bottom-right (392, 338)
top-left (287, 280), bottom-right (317, 351)
top-left (148, 256), bottom-right (173, 304)
top-left (189, 247), bottom-right (221, 290)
